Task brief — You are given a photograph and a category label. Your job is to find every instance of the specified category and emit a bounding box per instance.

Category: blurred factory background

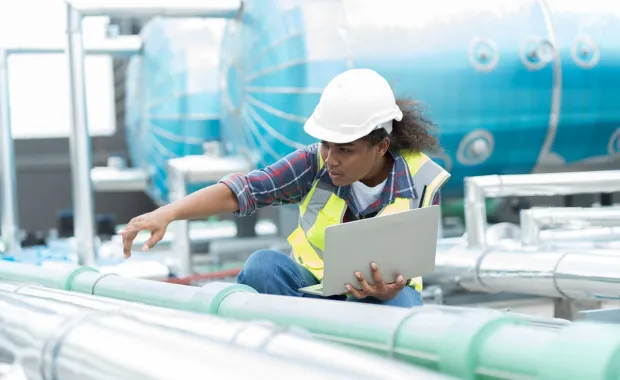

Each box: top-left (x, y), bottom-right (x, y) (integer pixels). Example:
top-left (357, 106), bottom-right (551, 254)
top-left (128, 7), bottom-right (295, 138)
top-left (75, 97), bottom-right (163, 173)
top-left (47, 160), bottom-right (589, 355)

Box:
top-left (2, 0), bottom-right (618, 237)
top-left (2, 1), bottom-right (620, 378)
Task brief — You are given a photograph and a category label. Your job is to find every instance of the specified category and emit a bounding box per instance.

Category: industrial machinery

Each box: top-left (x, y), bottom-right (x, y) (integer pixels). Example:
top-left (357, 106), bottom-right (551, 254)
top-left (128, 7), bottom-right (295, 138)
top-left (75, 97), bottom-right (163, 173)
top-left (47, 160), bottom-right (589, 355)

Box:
top-left (125, 17), bottom-right (227, 205)
top-left (124, 0), bottom-right (620, 203)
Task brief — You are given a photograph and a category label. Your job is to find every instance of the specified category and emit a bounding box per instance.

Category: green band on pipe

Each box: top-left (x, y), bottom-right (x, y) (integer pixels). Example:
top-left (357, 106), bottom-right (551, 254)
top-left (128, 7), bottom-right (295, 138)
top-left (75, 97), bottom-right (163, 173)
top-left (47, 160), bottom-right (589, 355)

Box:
top-left (69, 270), bottom-right (117, 294)
top-left (437, 311), bottom-right (521, 379)
top-left (64, 266), bottom-right (99, 291)
top-left (539, 322), bottom-right (620, 380)
top-left (195, 282), bottom-right (258, 314)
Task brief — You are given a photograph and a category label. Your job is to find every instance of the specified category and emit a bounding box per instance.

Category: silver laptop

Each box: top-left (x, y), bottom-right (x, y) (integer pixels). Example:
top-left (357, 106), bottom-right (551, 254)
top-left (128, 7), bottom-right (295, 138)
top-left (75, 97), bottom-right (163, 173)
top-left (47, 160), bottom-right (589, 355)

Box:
top-left (299, 205), bottom-right (440, 297)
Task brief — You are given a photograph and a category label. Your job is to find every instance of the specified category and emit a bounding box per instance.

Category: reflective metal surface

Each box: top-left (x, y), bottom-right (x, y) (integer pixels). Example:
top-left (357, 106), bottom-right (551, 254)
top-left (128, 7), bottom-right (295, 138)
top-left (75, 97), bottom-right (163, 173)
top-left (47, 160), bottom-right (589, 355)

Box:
top-left (434, 244), bottom-right (620, 300)
top-left (3, 36), bottom-right (142, 57)
top-left (465, 170), bottom-right (620, 247)
top-left (521, 207), bottom-right (620, 245)
top-left (167, 154), bottom-right (254, 276)
top-left (65, 3), bottom-right (97, 266)
top-left (0, 285), bottom-right (451, 380)
top-left (68, 0), bottom-right (242, 18)
top-left (0, 49), bottom-right (19, 253)
top-left (90, 167), bottom-right (148, 192)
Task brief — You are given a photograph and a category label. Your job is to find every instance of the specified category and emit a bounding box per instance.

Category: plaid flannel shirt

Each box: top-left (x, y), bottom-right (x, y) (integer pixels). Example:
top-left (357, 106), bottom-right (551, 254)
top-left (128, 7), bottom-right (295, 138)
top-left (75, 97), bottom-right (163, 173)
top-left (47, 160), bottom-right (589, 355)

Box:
top-left (219, 143), bottom-right (439, 218)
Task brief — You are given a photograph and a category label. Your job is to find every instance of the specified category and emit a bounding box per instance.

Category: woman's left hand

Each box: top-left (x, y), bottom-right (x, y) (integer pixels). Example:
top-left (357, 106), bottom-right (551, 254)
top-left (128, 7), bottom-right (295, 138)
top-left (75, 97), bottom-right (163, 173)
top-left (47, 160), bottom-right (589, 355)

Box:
top-left (346, 262), bottom-right (407, 301)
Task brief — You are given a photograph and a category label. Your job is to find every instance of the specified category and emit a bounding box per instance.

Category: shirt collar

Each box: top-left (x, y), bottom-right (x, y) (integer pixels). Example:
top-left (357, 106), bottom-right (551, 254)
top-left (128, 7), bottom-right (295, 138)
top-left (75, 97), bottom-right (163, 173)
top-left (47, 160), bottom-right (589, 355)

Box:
top-left (317, 149), bottom-right (414, 217)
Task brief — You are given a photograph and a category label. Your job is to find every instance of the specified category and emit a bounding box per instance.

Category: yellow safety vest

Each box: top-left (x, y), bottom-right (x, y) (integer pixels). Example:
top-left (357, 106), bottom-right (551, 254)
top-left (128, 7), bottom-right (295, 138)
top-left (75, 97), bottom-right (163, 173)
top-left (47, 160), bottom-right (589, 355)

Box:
top-left (287, 150), bottom-right (450, 292)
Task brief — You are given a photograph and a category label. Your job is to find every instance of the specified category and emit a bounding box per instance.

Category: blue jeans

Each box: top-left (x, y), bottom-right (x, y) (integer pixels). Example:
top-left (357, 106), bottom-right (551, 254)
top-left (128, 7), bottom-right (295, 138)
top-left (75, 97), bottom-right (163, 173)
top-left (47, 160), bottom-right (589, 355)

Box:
top-left (237, 249), bottom-right (423, 308)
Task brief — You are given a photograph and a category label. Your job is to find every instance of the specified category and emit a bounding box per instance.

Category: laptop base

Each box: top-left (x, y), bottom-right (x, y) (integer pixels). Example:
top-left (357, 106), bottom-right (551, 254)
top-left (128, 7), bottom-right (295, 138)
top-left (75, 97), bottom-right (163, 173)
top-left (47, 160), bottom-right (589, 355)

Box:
top-left (298, 283), bottom-right (324, 296)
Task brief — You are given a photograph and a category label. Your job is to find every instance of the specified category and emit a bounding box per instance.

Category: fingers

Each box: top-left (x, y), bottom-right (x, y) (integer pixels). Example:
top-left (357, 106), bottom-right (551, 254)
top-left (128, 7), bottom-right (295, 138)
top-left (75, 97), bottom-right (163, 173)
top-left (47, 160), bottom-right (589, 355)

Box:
top-left (346, 271), bottom-right (373, 299)
top-left (355, 271), bottom-right (373, 293)
top-left (120, 229), bottom-right (137, 259)
top-left (143, 229), bottom-right (164, 252)
top-left (119, 216), bottom-right (152, 259)
top-left (346, 284), bottom-right (365, 299)
top-left (370, 262), bottom-right (386, 291)
top-left (388, 275), bottom-right (407, 291)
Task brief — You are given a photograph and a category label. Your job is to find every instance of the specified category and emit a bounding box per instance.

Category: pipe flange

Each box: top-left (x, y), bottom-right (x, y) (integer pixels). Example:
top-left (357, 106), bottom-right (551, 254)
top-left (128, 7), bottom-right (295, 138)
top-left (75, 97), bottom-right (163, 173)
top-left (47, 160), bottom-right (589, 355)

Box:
top-left (608, 128), bottom-right (620, 157)
top-left (471, 247), bottom-right (496, 293)
top-left (88, 272), bottom-right (119, 295)
top-left (41, 310), bottom-right (109, 380)
top-left (469, 37), bottom-right (499, 73)
top-left (571, 35), bottom-right (600, 69)
top-left (520, 36), bottom-right (554, 71)
top-left (550, 252), bottom-right (574, 300)
top-left (386, 307), bottom-right (430, 358)
top-left (457, 129), bottom-right (494, 166)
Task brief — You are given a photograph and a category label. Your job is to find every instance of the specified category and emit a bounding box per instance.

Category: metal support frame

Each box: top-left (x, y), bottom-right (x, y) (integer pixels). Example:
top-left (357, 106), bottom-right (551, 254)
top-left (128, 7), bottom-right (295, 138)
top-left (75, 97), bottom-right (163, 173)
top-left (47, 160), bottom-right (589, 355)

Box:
top-left (0, 37), bottom-right (142, 255)
top-left (520, 206), bottom-right (620, 246)
top-left (0, 49), bottom-right (19, 254)
top-left (64, 0), bottom-right (242, 266)
top-left (167, 155), bottom-right (252, 277)
top-left (464, 170), bottom-right (620, 247)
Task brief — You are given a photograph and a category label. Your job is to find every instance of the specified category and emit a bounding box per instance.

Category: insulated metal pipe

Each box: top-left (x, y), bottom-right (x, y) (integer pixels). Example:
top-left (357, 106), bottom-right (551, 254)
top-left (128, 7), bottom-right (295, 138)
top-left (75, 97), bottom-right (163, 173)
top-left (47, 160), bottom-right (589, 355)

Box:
top-left (521, 207), bottom-right (620, 246)
top-left (433, 245), bottom-right (620, 300)
top-left (0, 49), bottom-right (19, 253)
top-left (65, 3), bottom-right (97, 266)
top-left (67, 0), bottom-right (242, 18)
top-left (0, 291), bottom-right (408, 380)
top-left (465, 170), bottom-right (620, 247)
top-left (0, 283), bottom-right (449, 380)
top-left (3, 36), bottom-right (142, 56)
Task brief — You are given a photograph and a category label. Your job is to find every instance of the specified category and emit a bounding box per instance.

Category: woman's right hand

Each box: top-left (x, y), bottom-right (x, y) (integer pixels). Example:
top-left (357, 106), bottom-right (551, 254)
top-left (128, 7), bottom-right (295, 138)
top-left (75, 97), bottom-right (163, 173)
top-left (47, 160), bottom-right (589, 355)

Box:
top-left (119, 208), bottom-right (175, 258)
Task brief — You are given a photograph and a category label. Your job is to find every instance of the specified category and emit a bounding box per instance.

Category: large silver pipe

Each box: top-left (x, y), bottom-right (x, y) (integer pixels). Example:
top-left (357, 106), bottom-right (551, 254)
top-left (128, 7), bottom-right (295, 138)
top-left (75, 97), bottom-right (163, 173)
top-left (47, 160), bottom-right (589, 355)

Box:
top-left (465, 170), bottom-right (620, 247)
top-left (167, 155), bottom-right (253, 276)
top-left (434, 243), bottom-right (620, 300)
top-left (67, 0), bottom-right (242, 18)
top-left (65, 4), bottom-right (96, 266)
top-left (521, 207), bottom-right (620, 246)
top-left (0, 283), bottom-right (450, 380)
top-left (3, 36), bottom-right (142, 57)
top-left (0, 49), bottom-right (19, 254)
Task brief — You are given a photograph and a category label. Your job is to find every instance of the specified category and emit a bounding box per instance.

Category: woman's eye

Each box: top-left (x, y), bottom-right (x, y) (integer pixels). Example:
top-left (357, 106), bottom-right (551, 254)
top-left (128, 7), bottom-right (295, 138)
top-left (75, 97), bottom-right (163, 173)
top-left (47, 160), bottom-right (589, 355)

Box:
top-left (340, 148), bottom-right (350, 153)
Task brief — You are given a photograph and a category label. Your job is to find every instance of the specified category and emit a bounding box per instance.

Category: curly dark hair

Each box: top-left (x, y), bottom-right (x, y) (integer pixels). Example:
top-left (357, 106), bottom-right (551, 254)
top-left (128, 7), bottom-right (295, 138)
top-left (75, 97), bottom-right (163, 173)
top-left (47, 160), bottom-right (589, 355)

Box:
top-left (361, 99), bottom-right (440, 153)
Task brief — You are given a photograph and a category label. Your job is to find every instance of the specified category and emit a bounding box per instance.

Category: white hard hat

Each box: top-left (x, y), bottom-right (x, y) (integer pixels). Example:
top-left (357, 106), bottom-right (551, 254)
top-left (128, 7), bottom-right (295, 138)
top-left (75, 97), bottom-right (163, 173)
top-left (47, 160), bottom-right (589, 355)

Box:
top-left (304, 68), bottom-right (403, 144)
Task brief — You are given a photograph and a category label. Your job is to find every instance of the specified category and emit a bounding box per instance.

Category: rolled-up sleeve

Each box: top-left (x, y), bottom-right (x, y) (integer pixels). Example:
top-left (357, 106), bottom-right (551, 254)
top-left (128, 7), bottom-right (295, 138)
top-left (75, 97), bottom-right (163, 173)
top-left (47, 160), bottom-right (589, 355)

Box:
top-left (219, 144), bottom-right (320, 216)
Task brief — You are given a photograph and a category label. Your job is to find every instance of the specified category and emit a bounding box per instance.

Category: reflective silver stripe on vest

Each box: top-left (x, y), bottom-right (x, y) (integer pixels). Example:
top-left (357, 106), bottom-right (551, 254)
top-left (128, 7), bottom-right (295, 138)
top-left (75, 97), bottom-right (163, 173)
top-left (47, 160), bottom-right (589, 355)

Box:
top-left (411, 159), bottom-right (447, 207)
top-left (295, 180), bottom-right (335, 259)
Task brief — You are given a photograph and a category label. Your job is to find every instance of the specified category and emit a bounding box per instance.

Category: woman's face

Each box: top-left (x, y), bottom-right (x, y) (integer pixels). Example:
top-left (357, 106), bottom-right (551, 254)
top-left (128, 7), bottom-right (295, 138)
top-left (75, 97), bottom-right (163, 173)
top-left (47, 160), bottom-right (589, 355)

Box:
top-left (319, 139), bottom-right (389, 186)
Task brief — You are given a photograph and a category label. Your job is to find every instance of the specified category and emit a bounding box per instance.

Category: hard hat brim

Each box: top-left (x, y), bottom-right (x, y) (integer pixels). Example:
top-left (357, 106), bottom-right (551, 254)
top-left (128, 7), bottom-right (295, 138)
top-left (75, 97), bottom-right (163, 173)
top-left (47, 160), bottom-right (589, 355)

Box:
top-left (303, 115), bottom-right (375, 144)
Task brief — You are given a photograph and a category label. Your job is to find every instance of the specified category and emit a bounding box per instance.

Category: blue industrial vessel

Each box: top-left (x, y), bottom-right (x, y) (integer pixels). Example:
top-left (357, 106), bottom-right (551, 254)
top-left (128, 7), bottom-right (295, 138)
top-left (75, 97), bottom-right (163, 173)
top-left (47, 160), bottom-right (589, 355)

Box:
top-left (125, 17), bottom-right (227, 205)
top-left (126, 0), bottom-right (620, 202)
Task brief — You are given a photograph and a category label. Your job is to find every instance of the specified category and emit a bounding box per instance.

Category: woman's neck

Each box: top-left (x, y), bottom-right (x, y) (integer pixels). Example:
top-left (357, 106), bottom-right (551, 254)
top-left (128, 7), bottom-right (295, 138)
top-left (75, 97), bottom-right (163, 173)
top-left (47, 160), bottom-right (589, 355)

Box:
top-left (360, 153), bottom-right (393, 187)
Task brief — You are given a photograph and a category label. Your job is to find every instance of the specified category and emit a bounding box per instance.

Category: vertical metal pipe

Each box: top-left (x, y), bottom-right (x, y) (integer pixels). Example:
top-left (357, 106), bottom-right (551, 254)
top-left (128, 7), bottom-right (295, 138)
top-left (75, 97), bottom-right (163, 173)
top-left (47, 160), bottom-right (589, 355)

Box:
top-left (65, 4), bottom-right (97, 266)
top-left (167, 164), bottom-right (191, 277)
top-left (464, 177), bottom-right (487, 247)
top-left (0, 49), bottom-right (20, 253)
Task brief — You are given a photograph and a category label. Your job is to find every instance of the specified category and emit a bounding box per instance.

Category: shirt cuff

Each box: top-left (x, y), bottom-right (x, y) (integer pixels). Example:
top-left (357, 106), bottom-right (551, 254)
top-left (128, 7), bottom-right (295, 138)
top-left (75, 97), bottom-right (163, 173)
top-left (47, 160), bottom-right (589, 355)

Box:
top-left (218, 173), bottom-right (255, 217)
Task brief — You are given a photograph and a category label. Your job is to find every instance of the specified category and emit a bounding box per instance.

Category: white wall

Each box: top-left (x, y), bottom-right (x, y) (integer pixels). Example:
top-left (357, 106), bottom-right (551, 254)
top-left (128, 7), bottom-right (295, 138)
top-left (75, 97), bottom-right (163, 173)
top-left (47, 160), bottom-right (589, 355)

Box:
top-left (0, 0), bottom-right (116, 139)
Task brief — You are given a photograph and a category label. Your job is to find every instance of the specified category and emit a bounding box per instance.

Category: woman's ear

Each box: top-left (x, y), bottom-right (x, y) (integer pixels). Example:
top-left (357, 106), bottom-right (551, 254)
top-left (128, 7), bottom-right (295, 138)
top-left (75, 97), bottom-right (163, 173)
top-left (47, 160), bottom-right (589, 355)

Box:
top-left (376, 137), bottom-right (390, 156)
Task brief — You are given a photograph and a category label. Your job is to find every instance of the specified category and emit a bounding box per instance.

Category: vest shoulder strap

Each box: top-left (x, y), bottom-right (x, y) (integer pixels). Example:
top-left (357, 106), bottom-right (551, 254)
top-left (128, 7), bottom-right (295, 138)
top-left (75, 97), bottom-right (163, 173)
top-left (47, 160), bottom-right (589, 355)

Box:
top-left (400, 150), bottom-right (451, 207)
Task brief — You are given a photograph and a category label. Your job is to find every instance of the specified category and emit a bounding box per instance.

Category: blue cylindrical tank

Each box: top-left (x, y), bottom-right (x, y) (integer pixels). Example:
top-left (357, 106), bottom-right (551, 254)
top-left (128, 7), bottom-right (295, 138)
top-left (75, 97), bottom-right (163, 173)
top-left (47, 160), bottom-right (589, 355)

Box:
top-left (218, 0), bottom-right (620, 198)
top-left (125, 17), bottom-right (226, 204)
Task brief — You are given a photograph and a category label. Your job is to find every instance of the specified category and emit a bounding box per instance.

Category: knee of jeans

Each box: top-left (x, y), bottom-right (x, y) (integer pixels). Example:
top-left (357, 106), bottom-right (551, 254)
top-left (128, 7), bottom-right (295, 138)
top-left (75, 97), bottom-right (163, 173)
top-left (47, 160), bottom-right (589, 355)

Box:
top-left (238, 249), bottom-right (286, 285)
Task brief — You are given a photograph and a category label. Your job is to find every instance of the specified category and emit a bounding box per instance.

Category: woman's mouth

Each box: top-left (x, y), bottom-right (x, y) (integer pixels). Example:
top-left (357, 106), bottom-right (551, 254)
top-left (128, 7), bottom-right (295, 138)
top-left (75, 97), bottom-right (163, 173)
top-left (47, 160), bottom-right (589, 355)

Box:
top-left (328, 170), bottom-right (343, 178)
